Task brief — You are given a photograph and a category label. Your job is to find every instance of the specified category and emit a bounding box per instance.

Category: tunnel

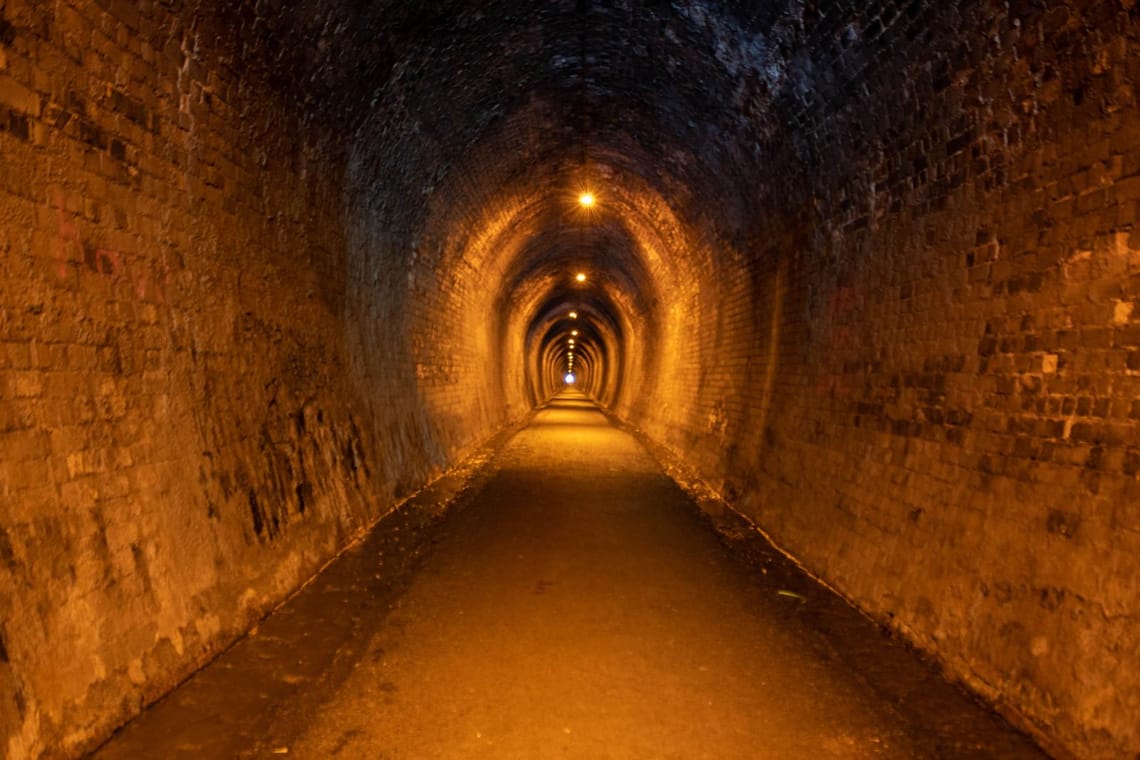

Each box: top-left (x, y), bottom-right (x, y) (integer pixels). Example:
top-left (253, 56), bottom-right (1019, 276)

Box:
top-left (0, 1), bottom-right (1138, 757)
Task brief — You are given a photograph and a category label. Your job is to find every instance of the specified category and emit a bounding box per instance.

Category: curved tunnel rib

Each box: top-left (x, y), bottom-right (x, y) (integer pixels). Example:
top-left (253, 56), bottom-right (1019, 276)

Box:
top-left (529, 285), bottom-right (626, 404)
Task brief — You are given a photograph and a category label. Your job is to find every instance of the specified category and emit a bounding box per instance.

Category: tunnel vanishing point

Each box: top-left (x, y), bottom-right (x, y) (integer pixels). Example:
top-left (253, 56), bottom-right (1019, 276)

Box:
top-left (0, 1), bottom-right (1139, 758)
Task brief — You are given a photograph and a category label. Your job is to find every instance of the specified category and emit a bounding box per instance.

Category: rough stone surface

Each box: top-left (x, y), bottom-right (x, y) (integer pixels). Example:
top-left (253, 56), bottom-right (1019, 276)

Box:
top-left (0, 2), bottom-right (515, 757)
top-left (630, 5), bottom-right (1140, 758)
top-left (1, 0), bottom-right (1138, 758)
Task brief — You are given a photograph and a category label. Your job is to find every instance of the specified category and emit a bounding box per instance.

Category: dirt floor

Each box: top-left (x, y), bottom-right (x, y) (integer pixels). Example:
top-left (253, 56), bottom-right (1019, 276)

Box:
top-left (91, 392), bottom-right (1046, 759)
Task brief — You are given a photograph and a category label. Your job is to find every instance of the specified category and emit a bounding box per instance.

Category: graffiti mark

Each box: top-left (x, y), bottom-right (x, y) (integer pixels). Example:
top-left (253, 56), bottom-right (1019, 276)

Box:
top-left (134, 261), bottom-right (170, 305)
top-left (52, 188), bottom-right (79, 280)
top-left (54, 188), bottom-right (121, 277)
top-left (51, 188), bottom-right (169, 303)
top-left (85, 245), bottom-right (121, 277)
top-left (53, 188), bottom-right (120, 278)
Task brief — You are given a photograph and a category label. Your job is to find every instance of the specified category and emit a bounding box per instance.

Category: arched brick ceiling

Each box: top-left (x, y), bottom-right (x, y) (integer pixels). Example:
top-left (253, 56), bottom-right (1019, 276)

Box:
top-left (193, 0), bottom-right (836, 415)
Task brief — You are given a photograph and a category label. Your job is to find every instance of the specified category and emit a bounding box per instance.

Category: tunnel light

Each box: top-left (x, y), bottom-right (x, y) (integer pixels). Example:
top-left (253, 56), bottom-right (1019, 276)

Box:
top-left (569, 311), bottom-right (578, 319)
top-left (565, 373), bottom-right (576, 384)
top-left (571, 330), bottom-right (579, 336)
top-left (578, 193), bottom-right (595, 208)
top-left (568, 339), bottom-right (575, 345)
top-left (575, 272), bottom-right (587, 283)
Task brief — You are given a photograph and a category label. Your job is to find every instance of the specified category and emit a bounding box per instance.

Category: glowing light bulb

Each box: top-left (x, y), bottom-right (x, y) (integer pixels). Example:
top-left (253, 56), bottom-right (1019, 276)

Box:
top-left (575, 273), bottom-right (587, 283)
top-left (571, 330), bottom-right (578, 336)
top-left (578, 193), bottom-right (595, 208)
top-left (569, 311), bottom-right (578, 319)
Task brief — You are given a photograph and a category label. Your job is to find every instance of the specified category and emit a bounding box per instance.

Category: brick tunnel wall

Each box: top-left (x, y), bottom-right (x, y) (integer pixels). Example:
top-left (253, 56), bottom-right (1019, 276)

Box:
top-left (0, 3), bottom-right (517, 757)
top-left (3, 1), bottom-right (1139, 758)
top-left (630, 2), bottom-right (1139, 757)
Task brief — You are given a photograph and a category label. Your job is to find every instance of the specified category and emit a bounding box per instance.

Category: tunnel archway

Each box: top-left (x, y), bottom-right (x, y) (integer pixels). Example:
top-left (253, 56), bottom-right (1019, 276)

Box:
top-left (1, 1), bottom-right (1137, 758)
